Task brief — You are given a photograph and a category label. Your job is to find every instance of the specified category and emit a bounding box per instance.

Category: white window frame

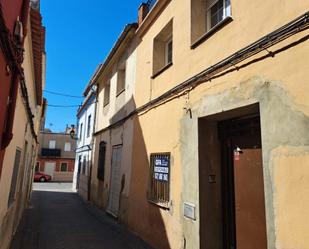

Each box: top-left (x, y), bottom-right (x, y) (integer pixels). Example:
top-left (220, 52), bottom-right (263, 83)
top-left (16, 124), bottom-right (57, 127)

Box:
top-left (206, 0), bottom-right (231, 31)
top-left (49, 140), bottom-right (56, 149)
top-left (64, 142), bottom-right (71, 152)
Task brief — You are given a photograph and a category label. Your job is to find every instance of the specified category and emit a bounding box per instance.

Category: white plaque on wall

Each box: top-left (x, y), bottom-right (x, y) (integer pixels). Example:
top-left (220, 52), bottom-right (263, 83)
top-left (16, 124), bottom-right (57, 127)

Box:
top-left (183, 202), bottom-right (196, 220)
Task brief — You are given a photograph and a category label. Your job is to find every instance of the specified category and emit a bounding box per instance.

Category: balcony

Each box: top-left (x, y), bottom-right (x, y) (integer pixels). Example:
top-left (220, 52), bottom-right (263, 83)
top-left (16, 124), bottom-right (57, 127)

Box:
top-left (41, 148), bottom-right (61, 157)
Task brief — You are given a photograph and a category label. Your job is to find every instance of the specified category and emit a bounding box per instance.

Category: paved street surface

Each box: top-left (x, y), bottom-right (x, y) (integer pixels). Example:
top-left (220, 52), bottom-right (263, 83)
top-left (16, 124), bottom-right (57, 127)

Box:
top-left (32, 182), bottom-right (75, 192)
top-left (10, 183), bottom-right (152, 249)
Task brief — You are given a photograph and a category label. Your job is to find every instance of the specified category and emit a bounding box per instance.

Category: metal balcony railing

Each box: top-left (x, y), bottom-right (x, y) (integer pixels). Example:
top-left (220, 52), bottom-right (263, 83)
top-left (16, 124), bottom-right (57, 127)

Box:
top-left (41, 148), bottom-right (61, 157)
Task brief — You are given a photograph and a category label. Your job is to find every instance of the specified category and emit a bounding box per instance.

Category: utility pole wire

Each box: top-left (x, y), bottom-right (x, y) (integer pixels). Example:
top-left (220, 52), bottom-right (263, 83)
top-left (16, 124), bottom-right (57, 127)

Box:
top-left (47, 104), bottom-right (81, 108)
top-left (43, 89), bottom-right (84, 98)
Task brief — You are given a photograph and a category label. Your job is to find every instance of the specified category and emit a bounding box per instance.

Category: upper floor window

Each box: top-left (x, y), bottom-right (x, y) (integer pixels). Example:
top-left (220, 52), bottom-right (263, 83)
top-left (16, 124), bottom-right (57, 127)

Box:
top-left (87, 115), bottom-right (91, 138)
top-left (64, 142), bottom-right (71, 152)
top-left (206, 0), bottom-right (231, 30)
top-left (79, 123), bottom-right (83, 140)
top-left (191, 0), bottom-right (232, 47)
top-left (165, 38), bottom-right (173, 65)
top-left (49, 140), bottom-right (56, 149)
top-left (152, 20), bottom-right (173, 78)
top-left (117, 64), bottom-right (126, 96)
top-left (103, 82), bottom-right (110, 106)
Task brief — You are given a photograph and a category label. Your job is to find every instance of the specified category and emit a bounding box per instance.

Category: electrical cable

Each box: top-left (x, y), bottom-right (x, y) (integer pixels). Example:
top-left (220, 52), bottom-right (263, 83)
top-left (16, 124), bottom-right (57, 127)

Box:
top-left (94, 11), bottom-right (309, 135)
top-left (43, 89), bottom-right (83, 98)
top-left (47, 104), bottom-right (80, 108)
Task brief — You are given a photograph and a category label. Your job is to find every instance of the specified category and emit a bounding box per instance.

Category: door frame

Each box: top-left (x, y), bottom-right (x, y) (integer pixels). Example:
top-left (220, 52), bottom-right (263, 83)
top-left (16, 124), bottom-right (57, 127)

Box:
top-left (218, 114), bottom-right (263, 248)
top-left (198, 103), bottom-right (268, 249)
top-left (107, 144), bottom-right (123, 217)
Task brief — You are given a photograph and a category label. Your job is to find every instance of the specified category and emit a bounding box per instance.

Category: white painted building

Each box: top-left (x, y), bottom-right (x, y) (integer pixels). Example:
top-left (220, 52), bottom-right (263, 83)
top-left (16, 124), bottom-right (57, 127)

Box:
top-left (72, 85), bottom-right (96, 201)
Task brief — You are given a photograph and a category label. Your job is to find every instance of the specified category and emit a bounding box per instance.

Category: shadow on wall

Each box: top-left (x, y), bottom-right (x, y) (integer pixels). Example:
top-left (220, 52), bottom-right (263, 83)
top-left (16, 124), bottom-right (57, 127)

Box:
top-left (92, 96), bottom-right (171, 249)
top-left (127, 113), bottom-right (171, 249)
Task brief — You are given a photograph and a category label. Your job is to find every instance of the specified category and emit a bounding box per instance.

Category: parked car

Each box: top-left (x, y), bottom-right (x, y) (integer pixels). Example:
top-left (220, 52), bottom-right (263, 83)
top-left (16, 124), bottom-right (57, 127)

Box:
top-left (34, 172), bottom-right (52, 182)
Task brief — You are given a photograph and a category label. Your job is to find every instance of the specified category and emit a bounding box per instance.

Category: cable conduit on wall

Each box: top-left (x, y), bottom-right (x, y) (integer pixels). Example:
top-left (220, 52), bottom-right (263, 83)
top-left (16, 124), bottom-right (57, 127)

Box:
top-left (93, 11), bottom-right (309, 135)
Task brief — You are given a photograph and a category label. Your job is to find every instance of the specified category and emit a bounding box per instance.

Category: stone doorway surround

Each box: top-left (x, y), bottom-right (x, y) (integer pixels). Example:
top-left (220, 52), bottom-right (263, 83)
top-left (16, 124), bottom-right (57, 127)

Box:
top-left (180, 76), bottom-right (309, 249)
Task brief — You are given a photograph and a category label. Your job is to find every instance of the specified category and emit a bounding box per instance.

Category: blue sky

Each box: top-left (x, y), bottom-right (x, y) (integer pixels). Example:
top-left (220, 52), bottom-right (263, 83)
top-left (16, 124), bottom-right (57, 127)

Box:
top-left (41, 0), bottom-right (142, 132)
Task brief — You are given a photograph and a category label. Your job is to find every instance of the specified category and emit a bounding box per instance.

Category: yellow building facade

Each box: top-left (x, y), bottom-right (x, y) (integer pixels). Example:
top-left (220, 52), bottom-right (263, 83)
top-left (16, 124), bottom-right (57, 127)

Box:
top-left (0, 5), bottom-right (46, 249)
top-left (90, 0), bottom-right (309, 248)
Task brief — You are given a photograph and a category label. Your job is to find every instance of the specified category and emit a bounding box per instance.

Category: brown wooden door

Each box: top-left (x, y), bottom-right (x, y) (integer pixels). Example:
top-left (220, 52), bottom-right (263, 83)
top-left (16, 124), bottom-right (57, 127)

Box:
top-left (233, 148), bottom-right (267, 249)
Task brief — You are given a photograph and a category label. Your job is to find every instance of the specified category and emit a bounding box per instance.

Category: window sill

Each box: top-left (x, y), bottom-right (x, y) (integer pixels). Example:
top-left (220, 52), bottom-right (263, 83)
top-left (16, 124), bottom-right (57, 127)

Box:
top-left (151, 62), bottom-right (173, 79)
top-left (147, 199), bottom-right (170, 210)
top-left (103, 102), bottom-right (110, 108)
top-left (116, 89), bottom-right (125, 97)
top-left (191, 16), bottom-right (233, 49)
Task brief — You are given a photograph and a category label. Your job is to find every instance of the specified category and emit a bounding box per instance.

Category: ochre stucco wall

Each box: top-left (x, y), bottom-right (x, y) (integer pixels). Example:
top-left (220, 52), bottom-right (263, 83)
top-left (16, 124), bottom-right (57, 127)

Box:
top-left (127, 0), bottom-right (309, 248)
top-left (273, 147), bottom-right (309, 249)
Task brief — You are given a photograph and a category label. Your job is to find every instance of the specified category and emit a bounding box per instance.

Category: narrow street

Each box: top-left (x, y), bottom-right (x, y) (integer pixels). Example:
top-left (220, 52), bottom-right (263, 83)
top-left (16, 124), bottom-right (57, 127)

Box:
top-left (10, 183), bottom-right (152, 249)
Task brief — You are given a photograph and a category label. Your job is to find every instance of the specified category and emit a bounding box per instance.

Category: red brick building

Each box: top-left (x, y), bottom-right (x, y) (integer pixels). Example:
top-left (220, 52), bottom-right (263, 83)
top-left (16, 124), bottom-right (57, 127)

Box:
top-left (0, 0), bottom-right (30, 177)
top-left (36, 158), bottom-right (75, 182)
top-left (36, 130), bottom-right (76, 182)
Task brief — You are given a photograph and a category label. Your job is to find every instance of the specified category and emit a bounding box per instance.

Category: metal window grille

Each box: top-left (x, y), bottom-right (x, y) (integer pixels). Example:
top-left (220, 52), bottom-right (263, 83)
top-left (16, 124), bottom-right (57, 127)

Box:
top-left (148, 153), bottom-right (170, 206)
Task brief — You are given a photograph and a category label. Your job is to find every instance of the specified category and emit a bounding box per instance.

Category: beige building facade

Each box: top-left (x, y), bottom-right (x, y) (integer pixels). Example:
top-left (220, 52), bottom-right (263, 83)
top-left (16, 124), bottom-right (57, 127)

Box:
top-left (0, 3), bottom-right (46, 249)
top-left (88, 0), bottom-right (309, 248)
top-left (90, 24), bottom-right (138, 222)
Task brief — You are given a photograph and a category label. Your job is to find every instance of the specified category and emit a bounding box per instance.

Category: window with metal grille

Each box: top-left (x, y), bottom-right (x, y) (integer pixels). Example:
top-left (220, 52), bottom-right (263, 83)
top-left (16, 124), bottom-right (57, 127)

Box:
top-left (97, 141), bottom-right (106, 181)
top-left (147, 153), bottom-right (170, 207)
